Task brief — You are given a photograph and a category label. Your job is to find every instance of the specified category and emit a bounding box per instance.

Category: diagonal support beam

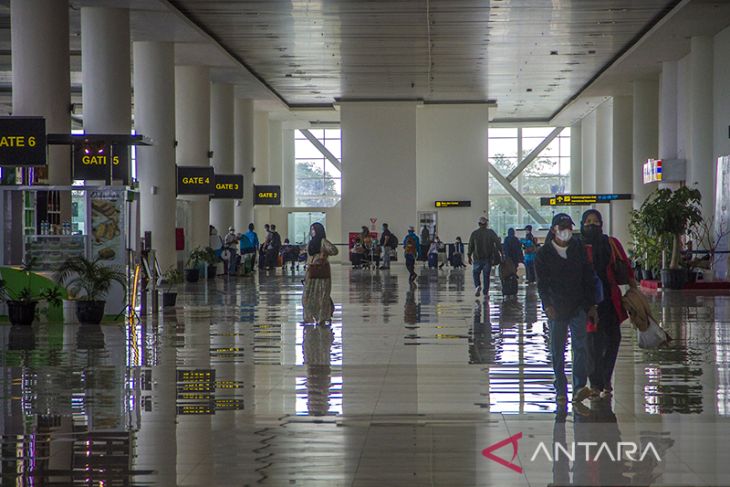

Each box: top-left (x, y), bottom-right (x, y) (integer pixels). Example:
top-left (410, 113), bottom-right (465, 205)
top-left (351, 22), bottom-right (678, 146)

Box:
top-left (506, 127), bottom-right (563, 182)
top-left (300, 129), bottom-right (342, 172)
top-left (487, 161), bottom-right (548, 225)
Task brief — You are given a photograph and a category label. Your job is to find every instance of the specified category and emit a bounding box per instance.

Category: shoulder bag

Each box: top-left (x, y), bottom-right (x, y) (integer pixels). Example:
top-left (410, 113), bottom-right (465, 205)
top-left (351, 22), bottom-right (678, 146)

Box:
top-left (609, 238), bottom-right (630, 285)
top-left (308, 254), bottom-right (331, 279)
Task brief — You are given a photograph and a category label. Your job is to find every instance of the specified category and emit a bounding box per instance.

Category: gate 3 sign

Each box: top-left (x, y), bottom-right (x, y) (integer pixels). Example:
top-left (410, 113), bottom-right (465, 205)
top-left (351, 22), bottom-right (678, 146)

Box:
top-left (212, 174), bottom-right (244, 199)
top-left (0, 117), bottom-right (46, 167)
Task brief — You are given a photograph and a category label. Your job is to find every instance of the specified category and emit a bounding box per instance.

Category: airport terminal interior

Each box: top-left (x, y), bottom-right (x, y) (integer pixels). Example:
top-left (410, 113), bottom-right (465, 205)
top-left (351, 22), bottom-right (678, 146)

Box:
top-left (1, 0), bottom-right (730, 485)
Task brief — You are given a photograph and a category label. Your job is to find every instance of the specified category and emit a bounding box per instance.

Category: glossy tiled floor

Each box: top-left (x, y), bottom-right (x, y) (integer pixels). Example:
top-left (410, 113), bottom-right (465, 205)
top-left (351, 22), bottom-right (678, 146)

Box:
top-left (2, 264), bottom-right (730, 486)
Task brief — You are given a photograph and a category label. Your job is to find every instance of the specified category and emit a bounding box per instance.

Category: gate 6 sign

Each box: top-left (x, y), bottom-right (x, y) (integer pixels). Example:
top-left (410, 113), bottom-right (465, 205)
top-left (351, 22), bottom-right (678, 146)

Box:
top-left (0, 117), bottom-right (46, 167)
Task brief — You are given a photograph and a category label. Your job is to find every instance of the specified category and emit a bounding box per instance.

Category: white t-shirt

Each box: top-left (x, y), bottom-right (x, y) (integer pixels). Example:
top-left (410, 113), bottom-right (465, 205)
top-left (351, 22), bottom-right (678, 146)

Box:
top-left (551, 240), bottom-right (568, 259)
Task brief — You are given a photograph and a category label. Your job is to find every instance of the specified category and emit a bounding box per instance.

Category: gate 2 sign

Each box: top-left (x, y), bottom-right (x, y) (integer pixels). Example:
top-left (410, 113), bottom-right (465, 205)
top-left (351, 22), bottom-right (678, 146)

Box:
top-left (213, 174), bottom-right (244, 199)
top-left (176, 166), bottom-right (215, 195)
top-left (0, 117), bottom-right (46, 167)
top-left (254, 185), bottom-right (281, 205)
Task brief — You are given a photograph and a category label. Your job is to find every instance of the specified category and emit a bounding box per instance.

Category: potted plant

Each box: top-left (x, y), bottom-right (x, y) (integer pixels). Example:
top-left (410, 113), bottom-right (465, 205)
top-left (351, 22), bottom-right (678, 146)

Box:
top-left (638, 187), bottom-right (703, 289)
top-left (629, 209), bottom-right (665, 281)
top-left (0, 260), bottom-right (62, 326)
top-left (54, 256), bottom-right (126, 324)
top-left (204, 246), bottom-right (219, 279)
top-left (160, 267), bottom-right (183, 307)
top-left (689, 216), bottom-right (730, 282)
top-left (185, 247), bottom-right (207, 283)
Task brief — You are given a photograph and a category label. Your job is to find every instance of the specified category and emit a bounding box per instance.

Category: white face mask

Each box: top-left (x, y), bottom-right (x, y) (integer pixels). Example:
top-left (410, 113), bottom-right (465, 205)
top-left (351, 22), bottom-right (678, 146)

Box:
top-left (556, 229), bottom-right (572, 242)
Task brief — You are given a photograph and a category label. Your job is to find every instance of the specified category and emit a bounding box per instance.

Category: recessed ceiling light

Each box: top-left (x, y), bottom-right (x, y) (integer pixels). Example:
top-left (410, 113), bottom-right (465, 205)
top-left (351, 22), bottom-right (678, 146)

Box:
top-left (526, 88), bottom-right (532, 92)
top-left (550, 50), bottom-right (558, 55)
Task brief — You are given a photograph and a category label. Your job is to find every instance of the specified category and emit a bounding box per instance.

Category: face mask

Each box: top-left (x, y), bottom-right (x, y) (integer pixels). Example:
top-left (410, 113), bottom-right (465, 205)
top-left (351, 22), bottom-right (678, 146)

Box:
top-left (582, 224), bottom-right (602, 240)
top-left (556, 229), bottom-right (572, 242)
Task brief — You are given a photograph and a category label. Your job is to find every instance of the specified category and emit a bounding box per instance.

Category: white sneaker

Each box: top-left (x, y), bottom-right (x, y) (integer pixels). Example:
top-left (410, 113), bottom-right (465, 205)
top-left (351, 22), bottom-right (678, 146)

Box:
top-left (475, 286), bottom-right (481, 297)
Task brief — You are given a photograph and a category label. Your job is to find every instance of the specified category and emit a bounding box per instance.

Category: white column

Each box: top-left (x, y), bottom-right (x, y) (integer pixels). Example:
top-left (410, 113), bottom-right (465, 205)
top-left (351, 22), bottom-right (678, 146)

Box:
top-left (133, 42), bottom-right (177, 270)
top-left (282, 128), bottom-right (296, 207)
top-left (633, 79), bottom-right (659, 209)
top-left (581, 110), bottom-right (597, 194)
top-left (341, 102), bottom-right (418, 246)
top-left (234, 99), bottom-right (254, 230)
top-left (175, 65), bottom-right (211, 250)
top-left (659, 61), bottom-right (678, 160)
top-left (611, 96), bottom-right (633, 245)
top-left (210, 82), bottom-right (235, 233)
top-left (81, 7), bottom-right (130, 134)
top-left (570, 122), bottom-right (583, 222)
top-left (268, 120), bottom-right (283, 187)
top-left (254, 111), bottom-right (270, 185)
top-left (11, 0), bottom-right (70, 185)
top-left (595, 100), bottom-right (613, 195)
top-left (688, 36), bottom-right (715, 217)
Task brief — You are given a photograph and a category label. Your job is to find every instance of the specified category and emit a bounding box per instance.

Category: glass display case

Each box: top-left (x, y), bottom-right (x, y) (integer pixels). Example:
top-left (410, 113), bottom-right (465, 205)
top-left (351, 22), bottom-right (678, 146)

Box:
top-left (24, 234), bottom-right (88, 272)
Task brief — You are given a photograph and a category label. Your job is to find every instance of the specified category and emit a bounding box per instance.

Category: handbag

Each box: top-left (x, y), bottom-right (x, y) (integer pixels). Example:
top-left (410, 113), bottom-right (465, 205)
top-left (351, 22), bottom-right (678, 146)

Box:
top-left (609, 238), bottom-right (630, 285)
top-left (307, 255), bottom-right (331, 279)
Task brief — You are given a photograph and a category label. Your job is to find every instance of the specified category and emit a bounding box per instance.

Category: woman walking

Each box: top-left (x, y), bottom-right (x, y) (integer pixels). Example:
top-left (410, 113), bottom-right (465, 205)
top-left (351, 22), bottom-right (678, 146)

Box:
top-left (303, 222), bottom-right (339, 326)
top-left (580, 209), bottom-right (637, 399)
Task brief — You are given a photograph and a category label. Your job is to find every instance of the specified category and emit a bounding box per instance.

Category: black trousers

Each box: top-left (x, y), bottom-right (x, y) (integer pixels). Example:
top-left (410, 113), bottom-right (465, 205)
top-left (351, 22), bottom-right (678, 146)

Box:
top-left (588, 301), bottom-right (621, 391)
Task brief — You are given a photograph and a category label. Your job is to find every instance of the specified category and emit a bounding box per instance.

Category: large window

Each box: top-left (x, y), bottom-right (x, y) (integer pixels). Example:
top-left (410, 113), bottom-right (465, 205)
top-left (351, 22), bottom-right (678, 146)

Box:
top-left (488, 127), bottom-right (571, 236)
top-left (295, 129), bottom-right (341, 207)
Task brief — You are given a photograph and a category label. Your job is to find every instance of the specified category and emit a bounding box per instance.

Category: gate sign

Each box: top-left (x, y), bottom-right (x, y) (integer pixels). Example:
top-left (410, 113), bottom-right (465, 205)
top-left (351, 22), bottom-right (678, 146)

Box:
top-left (435, 200), bottom-right (471, 208)
top-left (254, 185), bottom-right (281, 205)
top-left (212, 174), bottom-right (244, 199)
top-left (73, 144), bottom-right (129, 183)
top-left (176, 166), bottom-right (215, 195)
top-left (540, 193), bottom-right (632, 206)
top-left (0, 117), bottom-right (46, 167)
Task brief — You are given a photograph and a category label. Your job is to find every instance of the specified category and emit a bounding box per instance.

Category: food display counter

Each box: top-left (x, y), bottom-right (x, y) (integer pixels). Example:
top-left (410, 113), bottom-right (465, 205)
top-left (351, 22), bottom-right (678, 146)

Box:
top-left (24, 234), bottom-right (88, 272)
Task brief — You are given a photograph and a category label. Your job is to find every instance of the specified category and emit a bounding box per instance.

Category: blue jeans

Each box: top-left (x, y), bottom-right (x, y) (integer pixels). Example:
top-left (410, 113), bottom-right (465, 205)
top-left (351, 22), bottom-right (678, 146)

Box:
top-left (472, 260), bottom-right (491, 290)
top-left (548, 309), bottom-right (588, 395)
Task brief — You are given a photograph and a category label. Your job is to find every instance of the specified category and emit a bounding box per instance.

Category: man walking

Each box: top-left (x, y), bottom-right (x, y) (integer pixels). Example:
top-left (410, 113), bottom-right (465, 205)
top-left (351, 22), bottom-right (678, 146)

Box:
top-left (379, 223), bottom-right (396, 270)
top-left (403, 226), bottom-right (420, 283)
top-left (467, 217), bottom-right (501, 297)
top-left (535, 213), bottom-right (598, 404)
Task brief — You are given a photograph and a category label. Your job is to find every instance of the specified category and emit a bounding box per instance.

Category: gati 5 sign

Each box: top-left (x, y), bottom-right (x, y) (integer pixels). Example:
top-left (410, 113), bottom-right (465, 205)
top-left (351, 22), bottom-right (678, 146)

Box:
top-left (176, 166), bottom-right (215, 195)
top-left (0, 116), bottom-right (46, 167)
top-left (73, 144), bottom-right (129, 183)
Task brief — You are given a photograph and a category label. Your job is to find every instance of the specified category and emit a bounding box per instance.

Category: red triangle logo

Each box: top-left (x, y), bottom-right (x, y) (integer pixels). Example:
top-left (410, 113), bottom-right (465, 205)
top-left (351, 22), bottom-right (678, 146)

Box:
top-left (481, 432), bottom-right (523, 474)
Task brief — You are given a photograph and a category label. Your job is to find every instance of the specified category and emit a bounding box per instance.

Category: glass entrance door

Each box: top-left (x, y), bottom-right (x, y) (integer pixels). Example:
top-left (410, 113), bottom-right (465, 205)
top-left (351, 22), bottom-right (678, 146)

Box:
top-left (288, 212), bottom-right (326, 244)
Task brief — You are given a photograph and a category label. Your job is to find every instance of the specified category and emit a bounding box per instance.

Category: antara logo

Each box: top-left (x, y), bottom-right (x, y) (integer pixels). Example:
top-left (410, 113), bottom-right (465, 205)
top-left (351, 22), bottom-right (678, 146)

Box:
top-left (482, 432), bottom-right (662, 473)
top-left (482, 432), bottom-right (524, 474)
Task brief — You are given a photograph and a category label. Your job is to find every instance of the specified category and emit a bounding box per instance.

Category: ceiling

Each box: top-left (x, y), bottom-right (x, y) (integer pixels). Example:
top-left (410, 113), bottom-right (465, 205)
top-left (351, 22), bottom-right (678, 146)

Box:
top-left (169, 0), bottom-right (680, 121)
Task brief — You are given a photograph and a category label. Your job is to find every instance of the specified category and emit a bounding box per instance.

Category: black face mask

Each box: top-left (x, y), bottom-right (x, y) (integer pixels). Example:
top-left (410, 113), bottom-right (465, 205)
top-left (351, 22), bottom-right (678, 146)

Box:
top-left (582, 224), bottom-right (603, 241)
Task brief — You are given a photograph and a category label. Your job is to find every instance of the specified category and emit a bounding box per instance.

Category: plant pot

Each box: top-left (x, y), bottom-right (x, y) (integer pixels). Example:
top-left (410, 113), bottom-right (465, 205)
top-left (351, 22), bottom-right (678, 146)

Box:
top-left (63, 300), bottom-right (78, 324)
top-left (7, 301), bottom-right (37, 326)
top-left (701, 269), bottom-right (715, 282)
top-left (76, 300), bottom-right (106, 325)
top-left (207, 265), bottom-right (217, 279)
top-left (162, 292), bottom-right (178, 308)
top-left (660, 268), bottom-right (688, 290)
top-left (185, 268), bottom-right (200, 283)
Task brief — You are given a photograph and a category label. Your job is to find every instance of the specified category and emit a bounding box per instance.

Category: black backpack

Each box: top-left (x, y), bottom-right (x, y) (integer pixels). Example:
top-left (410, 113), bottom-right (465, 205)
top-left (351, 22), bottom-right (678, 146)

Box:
top-left (389, 233), bottom-right (398, 249)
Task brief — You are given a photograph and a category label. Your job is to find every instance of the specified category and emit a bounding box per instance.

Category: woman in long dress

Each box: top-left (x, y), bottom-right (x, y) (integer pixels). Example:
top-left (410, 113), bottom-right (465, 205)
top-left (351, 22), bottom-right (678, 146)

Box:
top-left (302, 222), bottom-right (339, 325)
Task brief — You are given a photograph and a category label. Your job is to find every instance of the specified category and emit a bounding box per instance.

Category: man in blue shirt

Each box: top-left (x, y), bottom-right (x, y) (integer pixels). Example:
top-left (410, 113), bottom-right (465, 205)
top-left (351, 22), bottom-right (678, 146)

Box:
top-left (403, 226), bottom-right (420, 283)
top-left (241, 223), bottom-right (259, 271)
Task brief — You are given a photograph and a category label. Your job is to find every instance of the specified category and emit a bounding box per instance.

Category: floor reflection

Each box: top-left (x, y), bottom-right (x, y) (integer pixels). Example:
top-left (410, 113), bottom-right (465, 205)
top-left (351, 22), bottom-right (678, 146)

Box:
top-left (0, 265), bottom-right (728, 485)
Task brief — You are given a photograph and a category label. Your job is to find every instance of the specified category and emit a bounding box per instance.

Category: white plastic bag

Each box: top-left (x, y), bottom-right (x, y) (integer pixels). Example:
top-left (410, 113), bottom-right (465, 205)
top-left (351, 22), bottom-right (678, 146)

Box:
top-left (638, 316), bottom-right (670, 349)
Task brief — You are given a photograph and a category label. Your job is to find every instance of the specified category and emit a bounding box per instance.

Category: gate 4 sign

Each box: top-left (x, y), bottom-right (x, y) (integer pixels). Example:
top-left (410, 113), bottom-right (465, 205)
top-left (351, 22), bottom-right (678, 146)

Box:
top-left (177, 166), bottom-right (215, 195)
top-left (212, 174), bottom-right (244, 199)
top-left (0, 117), bottom-right (46, 167)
